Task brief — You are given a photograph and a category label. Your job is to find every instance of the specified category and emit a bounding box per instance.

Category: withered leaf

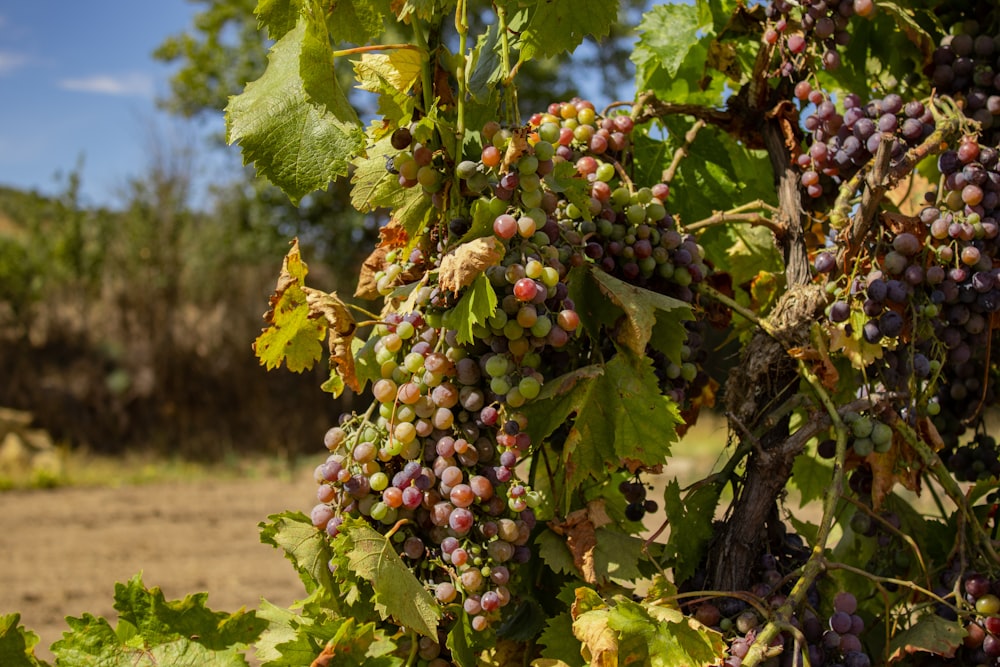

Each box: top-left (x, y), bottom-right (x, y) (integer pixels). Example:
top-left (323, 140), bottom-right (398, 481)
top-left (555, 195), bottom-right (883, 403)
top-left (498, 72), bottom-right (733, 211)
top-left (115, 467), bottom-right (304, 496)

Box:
top-left (438, 236), bottom-right (504, 294)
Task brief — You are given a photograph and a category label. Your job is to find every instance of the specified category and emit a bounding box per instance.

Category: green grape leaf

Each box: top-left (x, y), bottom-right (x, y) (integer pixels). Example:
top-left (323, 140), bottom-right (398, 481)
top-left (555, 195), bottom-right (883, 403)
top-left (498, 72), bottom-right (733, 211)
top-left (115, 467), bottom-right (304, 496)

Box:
top-left (790, 442), bottom-right (834, 508)
top-left (256, 0), bottom-right (301, 40)
top-left (0, 614), bottom-right (48, 667)
top-left (323, 0), bottom-right (393, 45)
top-left (337, 517), bottom-right (441, 637)
top-left (253, 600), bottom-right (328, 667)
top-left (226, 18), bottom-right (364, 203)
top-left (538, 612), bottom-right (585, 666)
top-left (258, 511), bottom-right (337, 602)
top-left (445, 611), bottom-right (484, 667)
top-left (632, 3), bottom-right (714, 92)
top-left (350, 134), bottom-right (435, 242)
top-left (588, 267), bottom-right (692, 356)
top-left (525, 350), bottom-right (680, 505)
top-left (518, 0), bottom-right (617, 60)
top-left (50, 575), bottom-right (262, 667)
top-left (351, 50), bottom-right (421, 123)
top-left (254, 240), bottom-right (326, 373)
top-left (536, 527), bottom-right (577, 575)
top-left (609, 598), bottom-right (725, 667)
top-left (112, 578), bottom-right (265, 651)
top-left (660, 480), bottom-right (721, 583)
top-left (442, 273), bottom-right (499, 345)
top-left (592, 528), bottom-right (646, 583)
top-left (467, 22), bottom-right (503, 103)
top-left (887, 614), bottom-right (966, 663)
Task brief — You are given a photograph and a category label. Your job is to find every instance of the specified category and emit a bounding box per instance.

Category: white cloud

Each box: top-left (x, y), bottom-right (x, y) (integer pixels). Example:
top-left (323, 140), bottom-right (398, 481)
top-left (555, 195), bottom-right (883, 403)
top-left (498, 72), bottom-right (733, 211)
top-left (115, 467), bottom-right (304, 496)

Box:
top-left (58, 72), bottom-right (154, 97)
top-left (0, 51), bottom-right (28, 75)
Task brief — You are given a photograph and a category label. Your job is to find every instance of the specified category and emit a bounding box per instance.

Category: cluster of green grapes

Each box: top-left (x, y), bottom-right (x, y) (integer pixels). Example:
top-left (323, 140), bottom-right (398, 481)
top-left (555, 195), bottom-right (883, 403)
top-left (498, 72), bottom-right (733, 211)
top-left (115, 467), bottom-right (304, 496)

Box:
top-left (308, 98), bottom-right (716, 648)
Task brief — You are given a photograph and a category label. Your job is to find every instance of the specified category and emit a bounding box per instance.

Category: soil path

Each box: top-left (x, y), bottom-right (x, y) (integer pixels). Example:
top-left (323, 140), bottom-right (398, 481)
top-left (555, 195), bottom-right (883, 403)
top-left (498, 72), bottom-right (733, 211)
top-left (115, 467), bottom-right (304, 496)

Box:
top-left (0, 476), bottom-right (317, 662)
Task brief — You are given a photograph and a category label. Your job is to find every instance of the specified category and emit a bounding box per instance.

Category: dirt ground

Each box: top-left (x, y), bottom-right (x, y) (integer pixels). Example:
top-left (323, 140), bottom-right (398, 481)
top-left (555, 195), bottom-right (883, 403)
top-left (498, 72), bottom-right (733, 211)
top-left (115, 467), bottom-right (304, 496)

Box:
top-left (0, 475), bottom-right (317, 663)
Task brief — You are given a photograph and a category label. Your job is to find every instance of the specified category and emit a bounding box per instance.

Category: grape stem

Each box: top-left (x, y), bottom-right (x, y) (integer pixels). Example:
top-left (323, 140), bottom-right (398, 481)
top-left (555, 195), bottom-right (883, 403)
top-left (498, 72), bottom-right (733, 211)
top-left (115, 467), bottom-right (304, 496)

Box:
top-left (631, 90), bottom-right (734, 130)
top-left (662, 119), bottom-right (706, 185)
top-left (696, 282), bottom-right (775, 337)
top-left (683, 199), bottom-right (783, 236)
top-left (331, 44), bottom-right (421, 58)
top-left (410, 20), bottom-right (435, 117)
top-left (404, 629), bottom-right (418, 667)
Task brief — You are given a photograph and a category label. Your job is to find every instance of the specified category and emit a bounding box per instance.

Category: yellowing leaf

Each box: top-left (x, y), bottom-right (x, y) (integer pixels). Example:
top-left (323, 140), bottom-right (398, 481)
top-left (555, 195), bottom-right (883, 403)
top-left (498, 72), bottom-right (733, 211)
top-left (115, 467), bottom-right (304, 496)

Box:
top-left (354, 49), bottom-right (422, 94)
top-left (572, 610), bottom-right (618, 667)
top-left (438, 236), bottom-right (504, 294)
top-left (254, 239), bottom-right (326, 373)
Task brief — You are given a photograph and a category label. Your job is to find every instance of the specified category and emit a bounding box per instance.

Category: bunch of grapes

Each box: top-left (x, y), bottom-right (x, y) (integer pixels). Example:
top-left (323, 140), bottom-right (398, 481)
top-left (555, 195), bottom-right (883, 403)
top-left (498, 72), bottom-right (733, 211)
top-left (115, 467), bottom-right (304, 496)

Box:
top-left (795, 90), bottom-right (936, 200)
top-left (680, 524), bottom-right (876, 667)
top-left (307, 98), bottom-right (717, 647)
top-left (929, 6), bottom-right (1000, 146)
top-left (762, 0), bottom-right (875, 75)
top-left (618, 474), bottom-right (659, 522)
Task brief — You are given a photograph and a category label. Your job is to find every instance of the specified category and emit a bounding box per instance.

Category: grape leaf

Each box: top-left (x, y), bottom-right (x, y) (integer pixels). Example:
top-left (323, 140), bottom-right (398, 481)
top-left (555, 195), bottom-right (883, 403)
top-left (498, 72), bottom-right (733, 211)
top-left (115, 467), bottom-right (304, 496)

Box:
top-left (0, 614), bottom-right (48, 667)
top-left (886, 614), bottom-right (965, 663)
top-left (258, 511), bottom-right (337, 602)
top-left (254, 239), bottom-right (326, 373)
top-left (467, 22), bottom-right (503, 103)
top-left (226, 19), bottom-right (364, 203)
top-left (350, 134), bottom-right (435, 242)
top-left (256, 0), bottom-right (301, 40)
top-left (442, 273), bottom-right (499, 345)
top-left (588, 267), bottom-right (692, 356)
top-left (631, 3), bottom-right (713, 90)
top-left (660, 480), bottom-right (721, 583)
top-left (337, 517), bottom-right (441, 637)
top-left (790, 442), bottom-right (834, 508)
top-left (353, 50), bottom-right (422, 95)
top-left (537, 612), bottom-right (584, 667)
top-left (571, 609), bottom-right (617, 667)
top-left (518, 0), bottom-right (617, 60)
top-left (50, 575), bottom-right (262, 667)
top-left (323, 0), bottom-right (393, 45)
top-left (592, 528), bottom-right (646, 583)
top-left (522, 352), bottom-right (679, 506)
top-left (610, 598), bottom-right (725, 667)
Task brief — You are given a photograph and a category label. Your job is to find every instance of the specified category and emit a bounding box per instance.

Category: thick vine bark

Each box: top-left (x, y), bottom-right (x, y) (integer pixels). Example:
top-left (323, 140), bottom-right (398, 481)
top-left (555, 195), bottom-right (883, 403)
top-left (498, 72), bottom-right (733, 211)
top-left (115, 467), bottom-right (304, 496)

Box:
top-left (706, 113), bottom-right (823, 592)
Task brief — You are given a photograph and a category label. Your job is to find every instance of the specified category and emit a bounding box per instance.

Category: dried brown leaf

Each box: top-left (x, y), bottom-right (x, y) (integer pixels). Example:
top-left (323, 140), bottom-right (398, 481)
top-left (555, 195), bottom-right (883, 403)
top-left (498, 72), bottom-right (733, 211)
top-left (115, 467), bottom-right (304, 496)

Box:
top-left (438, 236), bottom-right (504, 294)
top-left (304, 287), bottom-right (360, 394)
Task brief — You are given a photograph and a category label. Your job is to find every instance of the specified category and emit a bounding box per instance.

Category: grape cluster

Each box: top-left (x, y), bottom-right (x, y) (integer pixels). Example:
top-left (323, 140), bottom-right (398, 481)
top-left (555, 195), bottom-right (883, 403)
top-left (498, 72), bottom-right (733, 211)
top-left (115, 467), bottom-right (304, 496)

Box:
top-left (682, 525), bottom-right (876, 667)
top-left (816, 134), bottom-right (1000, 475)
top-left (795, 89), bottom-right (936, 200)
top-left (929, 10), bottom-right (1000, 146)
top-left (943, 432), bottom-right (1000, 483)
top-left (308, 98), bottom-right (715, 646)
top-left (762, 0), bottom-right (874, 76)
top-left (618, 475), bottom-right (658, 522)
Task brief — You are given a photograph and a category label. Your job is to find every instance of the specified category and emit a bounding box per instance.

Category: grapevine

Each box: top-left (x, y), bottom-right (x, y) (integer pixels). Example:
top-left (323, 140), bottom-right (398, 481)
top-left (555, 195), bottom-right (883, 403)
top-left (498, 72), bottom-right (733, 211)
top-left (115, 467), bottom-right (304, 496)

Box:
top-left (8, 0), bottom-right (1000, 666)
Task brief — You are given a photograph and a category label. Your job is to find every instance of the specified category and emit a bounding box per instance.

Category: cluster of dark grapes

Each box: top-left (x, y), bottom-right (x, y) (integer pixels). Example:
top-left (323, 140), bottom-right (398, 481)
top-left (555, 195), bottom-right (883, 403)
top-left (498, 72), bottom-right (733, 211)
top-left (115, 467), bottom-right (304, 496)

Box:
top-left (682, 525), bottom-right (874, 667)
top-left (762, 0), bottom-right (874, 75)
top-left (929, 9), bottom-right (1000, 146)
top-left (308, 99), bottom-right (716, 648)
top-left (618, 475), bottom-right (658, 521)
top-left (816, 134), bottom-right (1000, 471)
top-left (943, 432), bottom-right (1000, 483)
top-left (795, 89), bottom-right (936, 200)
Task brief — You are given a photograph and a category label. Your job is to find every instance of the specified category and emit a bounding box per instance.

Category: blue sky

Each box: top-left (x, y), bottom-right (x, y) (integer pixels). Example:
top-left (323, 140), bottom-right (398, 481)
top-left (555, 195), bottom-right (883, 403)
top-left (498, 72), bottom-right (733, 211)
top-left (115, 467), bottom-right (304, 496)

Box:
top-left (0, 2), bottom-right (226, 208)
